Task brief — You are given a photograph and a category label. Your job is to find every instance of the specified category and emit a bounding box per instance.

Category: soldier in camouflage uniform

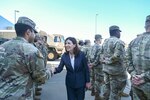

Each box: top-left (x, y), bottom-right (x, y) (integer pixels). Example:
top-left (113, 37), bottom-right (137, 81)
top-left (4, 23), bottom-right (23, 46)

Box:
top-left (88, 34), bottom-right (103, 100)
top-left (0, 17), bottom-right (50, 100)
top-left (78, 40), bottom-right (84, 50)
top-left (101, 25), bottom-right (127, 100)
top-left (126, 15), bottom-right (150, 100)
top-left (80, 39), bottom-right (91, 59)
top-left (34, 34), bottom-right (48, 99)
top-left (34, 34), bottom-right (48, 67)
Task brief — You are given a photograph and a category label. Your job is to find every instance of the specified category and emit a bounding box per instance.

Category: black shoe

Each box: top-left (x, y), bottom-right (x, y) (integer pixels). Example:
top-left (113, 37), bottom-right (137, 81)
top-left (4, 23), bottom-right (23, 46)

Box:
top-left (91, 91), bottom-right (95, 96)
top-left (35, 91), bottom-right (41, 96)
top-left (34, 96), bottom-right (41, 100)
top-left (36, 87), bottom-right (42, 91)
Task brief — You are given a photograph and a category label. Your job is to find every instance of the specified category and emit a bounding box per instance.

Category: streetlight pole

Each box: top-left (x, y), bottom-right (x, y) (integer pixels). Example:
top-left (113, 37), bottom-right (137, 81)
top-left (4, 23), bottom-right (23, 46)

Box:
top-left (95, 14), bottom-right (98, 34)
top-left (14, 10), bottom-right (19, 23)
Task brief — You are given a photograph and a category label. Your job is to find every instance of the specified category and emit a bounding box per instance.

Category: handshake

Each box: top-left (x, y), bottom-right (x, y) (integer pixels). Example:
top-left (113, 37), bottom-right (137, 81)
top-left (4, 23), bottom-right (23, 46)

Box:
top-left (46, 67), bottom-right (56, 78)
top-left (49, 68), bottom-right (56, 77)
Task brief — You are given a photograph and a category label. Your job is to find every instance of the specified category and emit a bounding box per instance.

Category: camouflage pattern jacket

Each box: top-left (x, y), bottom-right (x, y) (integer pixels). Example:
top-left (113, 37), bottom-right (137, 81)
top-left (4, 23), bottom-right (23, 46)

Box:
top-left (0, 37), bottom-right (49, 100)
top-left (102, 36), bottom-right (126, 75)
top-left (126, 32), bottom-right (150, 96)
top-left (34, 41), bottom-right (48, 67)
top-left (80, 45), bottom-right (91, 60)
top-left (88, 43), bottom-right (102, 67)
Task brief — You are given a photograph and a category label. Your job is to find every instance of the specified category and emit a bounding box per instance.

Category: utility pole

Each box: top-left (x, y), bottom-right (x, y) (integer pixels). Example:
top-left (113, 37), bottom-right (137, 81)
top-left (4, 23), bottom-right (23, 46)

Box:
top-left (95, 14), bottom-right (98, 34)
top-left (14, 10), bottom-right (19, 23)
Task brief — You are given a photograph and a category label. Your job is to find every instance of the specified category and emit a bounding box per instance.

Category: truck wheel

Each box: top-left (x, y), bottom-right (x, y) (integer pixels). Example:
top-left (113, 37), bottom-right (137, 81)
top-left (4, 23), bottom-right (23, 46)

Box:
top-left (47, 51), bottom-right (58, 61)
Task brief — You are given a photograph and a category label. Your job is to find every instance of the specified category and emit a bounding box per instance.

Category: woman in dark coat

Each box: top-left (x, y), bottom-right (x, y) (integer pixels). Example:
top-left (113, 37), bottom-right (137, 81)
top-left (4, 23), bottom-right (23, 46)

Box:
top-left (54, 37), bottom-right (91, 100)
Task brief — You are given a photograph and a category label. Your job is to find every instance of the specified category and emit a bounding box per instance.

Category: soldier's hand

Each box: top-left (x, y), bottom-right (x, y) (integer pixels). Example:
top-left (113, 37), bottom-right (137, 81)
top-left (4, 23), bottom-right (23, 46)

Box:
top-left (86, 82), bottom-right (91, 89)
top-left (132, 75), bottom-right (145, 85)
top-left (88, 63), bottom-right (93, 69)
top-left (46, 68), bottom-right (51, 79)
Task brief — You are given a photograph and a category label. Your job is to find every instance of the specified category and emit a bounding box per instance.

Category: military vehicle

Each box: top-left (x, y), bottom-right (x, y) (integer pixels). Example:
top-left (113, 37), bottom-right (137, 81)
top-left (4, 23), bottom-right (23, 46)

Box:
top-left (0, 30), bottom-right (16, 44)
top-left (0, 30), bottom-right (65, 61)
top-left (39, 31), bottom-right (65, 61)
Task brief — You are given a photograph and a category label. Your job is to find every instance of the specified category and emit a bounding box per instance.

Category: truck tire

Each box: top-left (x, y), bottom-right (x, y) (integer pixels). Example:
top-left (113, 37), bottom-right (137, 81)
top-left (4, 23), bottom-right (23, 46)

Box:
top-left (47, 51), bottom-right (58, 61)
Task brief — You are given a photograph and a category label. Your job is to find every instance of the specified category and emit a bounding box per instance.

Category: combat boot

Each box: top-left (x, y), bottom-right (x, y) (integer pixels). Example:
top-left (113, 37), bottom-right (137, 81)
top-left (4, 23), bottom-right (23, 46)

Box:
top-left (34, 96), bottom-right (41, 100)
top-left (94, 92), bottom-right (103, 100)
top-left (36, 87), bottom-right (42, 91)
top-left (35, 91), bottom-right (41, 96)
top-left (91, 88), bottom-right (95, 96)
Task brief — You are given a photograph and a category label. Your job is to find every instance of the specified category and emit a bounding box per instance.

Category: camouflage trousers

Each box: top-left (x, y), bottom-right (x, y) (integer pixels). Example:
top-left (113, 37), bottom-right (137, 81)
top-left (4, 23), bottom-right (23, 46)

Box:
top-left (103, 72), bottom-right (126, 100)
top-left (132, 83), bottom-right (150, 100)
top-left (94, 67), bottom-right (104, 94)
top-left (90, 67), bottom-right (95, 90)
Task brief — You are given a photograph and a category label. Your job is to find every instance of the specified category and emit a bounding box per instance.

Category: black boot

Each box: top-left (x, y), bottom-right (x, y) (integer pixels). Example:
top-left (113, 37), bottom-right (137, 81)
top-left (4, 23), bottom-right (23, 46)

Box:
top-left (91, 88), bottom-right (95, 96)
top-left (95, 92), bottom-right (104, 100)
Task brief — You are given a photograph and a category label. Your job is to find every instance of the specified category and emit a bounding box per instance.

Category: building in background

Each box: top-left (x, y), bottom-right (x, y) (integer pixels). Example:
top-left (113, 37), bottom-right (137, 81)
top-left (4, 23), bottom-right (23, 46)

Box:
top-left (0, 15), bottom-right (16, 39)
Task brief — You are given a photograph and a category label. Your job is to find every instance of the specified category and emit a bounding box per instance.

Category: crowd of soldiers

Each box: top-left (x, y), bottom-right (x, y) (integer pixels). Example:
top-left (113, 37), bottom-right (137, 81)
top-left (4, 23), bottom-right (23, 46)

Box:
top-left (80, 15), bottom-right (150, 100)
top-left (0, 15), bottom-right (150, 100)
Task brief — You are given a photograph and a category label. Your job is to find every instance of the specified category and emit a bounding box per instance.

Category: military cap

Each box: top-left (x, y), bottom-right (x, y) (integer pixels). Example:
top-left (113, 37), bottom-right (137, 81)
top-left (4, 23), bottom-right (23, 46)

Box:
top-left (84, 39), bottom-right (91, 45)
top-left (79, 40), bottom-right (84, 46)
top-left (146, 15), bottom-right (150, 22)
top-left (95, 34), bottom-right (102, 40)
top-left (84, 39), bottom-right (91, 43)
top-left (109, 25), bottom-right (121, 32)
top-left (145, 15), bottom-right (150, 27)
top-left (16, 17), bottom-right (37, 33)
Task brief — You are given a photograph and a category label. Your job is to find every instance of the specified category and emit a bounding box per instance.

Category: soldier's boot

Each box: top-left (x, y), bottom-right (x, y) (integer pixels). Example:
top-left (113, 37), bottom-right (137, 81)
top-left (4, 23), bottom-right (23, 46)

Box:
top-left (36, 87), bottom-right (42, 91)
top-left (35, 87), bottom-right (42, 96)
top-left (35, 91), bottom-right (41, 96)
top-left (34, 96), bottom-right (41, 100)
top-left (91, 88), bottom-right (95, 96)
top-left (94, 92), bottom-right (103, 100)
top-left (102, 93), bottom-right (109, 100)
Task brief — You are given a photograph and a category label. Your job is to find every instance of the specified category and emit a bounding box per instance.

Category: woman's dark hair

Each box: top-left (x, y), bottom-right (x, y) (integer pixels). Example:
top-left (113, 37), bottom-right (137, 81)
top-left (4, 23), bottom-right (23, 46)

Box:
top-left (15, 23), bottom-right (33, 37)
top-left (65, 37), bottom-right (80, 56)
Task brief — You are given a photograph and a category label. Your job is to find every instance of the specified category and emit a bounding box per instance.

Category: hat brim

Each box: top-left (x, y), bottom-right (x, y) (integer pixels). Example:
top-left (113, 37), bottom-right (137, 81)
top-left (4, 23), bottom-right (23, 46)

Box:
top-left (33, 29), bottom-right (38, 33)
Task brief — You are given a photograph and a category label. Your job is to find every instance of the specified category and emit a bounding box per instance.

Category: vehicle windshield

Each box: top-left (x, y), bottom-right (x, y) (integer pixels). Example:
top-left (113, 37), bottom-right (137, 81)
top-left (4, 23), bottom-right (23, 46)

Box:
top-left (54, 36), bottom-right (60, 42)
top-left (54, 36), bottom-right (64, 43)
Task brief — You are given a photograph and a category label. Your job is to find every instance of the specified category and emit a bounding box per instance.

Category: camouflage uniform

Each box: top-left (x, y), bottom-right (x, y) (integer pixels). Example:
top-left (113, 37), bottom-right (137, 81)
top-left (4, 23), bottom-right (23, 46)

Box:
top-left (88, 35), bottom-right (104, 100)
top-left (34, 35), bottom-right (48, 67)
top-left (0, 37), bottom-right (49, 100)
top-left (81, 39), bottom-right (91, 59)
top-left (102, 26), bottom-right (127, 100)
top-left (126, 15), bottom-right (150, 100)
top-left (90, 44), bottom-right (104, 96)
top-left (0, 17), bottom-right (50, 100)
top-left (33, 35), bottom-right (49, 98)
top-left (0, 38), bottom-right (9, 45)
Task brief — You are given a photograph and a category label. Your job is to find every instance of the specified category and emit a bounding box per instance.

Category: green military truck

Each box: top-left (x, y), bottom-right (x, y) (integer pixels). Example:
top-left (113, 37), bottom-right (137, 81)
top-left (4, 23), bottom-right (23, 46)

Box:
top-left (39, 31), bottom-right (65, 61)
top-left (0, 30), bottom-right (65, 61)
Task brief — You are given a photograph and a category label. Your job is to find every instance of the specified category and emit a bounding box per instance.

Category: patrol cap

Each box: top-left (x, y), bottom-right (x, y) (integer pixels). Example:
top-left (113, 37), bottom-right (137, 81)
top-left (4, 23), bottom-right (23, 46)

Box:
top-left (84, 39), bottom-right (91, 45)
top-left (109, 25), bottom-right (121, 32)
top-left (145, 15), bottom-right (150, 22)
top-left (95, 34), bottom-right (102, 40)
top-left (84, 39), bottom-right (91, 43)
top-left (16, 17), bottom-right (38, 33)
top-left (145, 15), bottom-right (150, 27)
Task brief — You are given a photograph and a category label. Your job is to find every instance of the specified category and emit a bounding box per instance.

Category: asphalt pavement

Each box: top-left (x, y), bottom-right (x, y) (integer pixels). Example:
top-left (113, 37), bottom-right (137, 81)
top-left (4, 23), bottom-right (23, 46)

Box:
top-left (40, 61), bottom-right (94, 100)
